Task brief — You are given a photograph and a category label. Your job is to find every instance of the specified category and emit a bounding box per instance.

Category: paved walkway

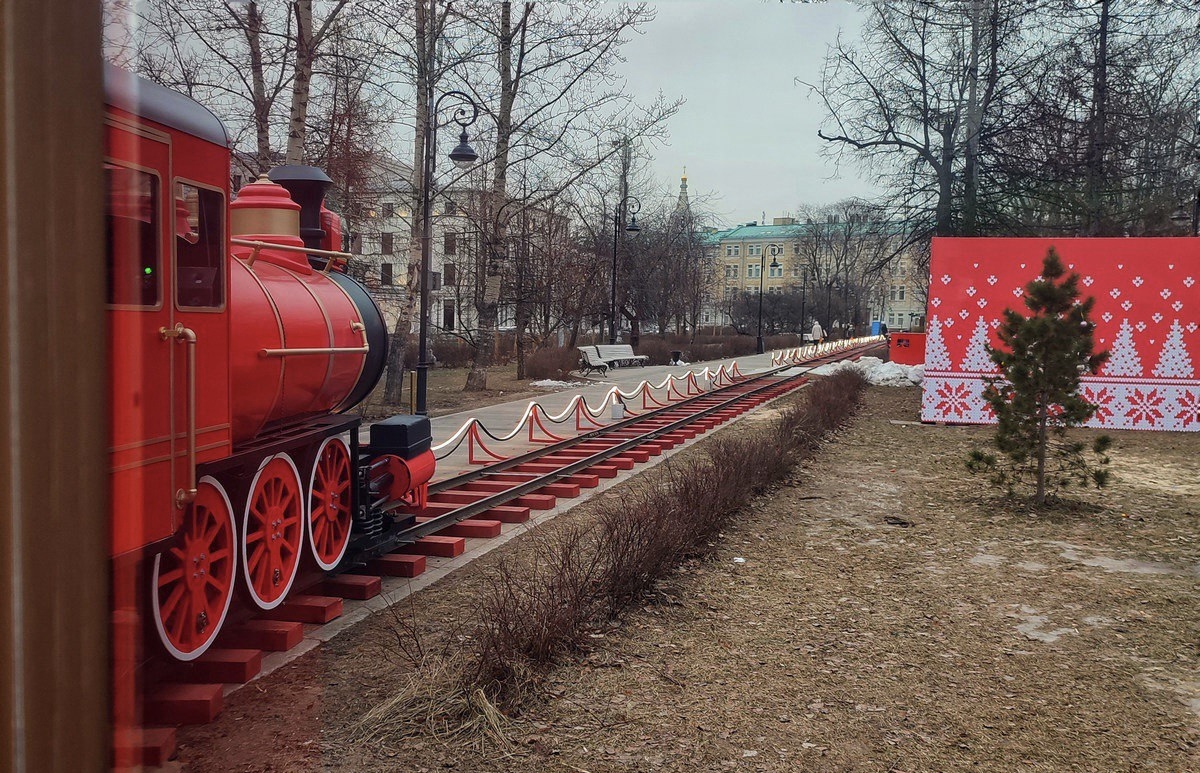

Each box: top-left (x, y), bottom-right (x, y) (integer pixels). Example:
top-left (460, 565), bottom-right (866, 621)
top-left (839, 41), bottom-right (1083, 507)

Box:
top-left (366, 343), bottom-right (867, 482)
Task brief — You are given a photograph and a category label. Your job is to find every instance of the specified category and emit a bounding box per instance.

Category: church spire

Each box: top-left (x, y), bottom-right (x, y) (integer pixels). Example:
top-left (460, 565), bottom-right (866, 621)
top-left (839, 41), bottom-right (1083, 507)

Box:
top-left (672, 167), bottom-right (690, 219)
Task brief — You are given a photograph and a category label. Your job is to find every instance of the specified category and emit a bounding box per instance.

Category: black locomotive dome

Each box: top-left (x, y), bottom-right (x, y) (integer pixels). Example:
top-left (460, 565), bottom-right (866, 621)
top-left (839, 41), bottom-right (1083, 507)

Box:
top-left (103, 63), bottom-right (229, 147)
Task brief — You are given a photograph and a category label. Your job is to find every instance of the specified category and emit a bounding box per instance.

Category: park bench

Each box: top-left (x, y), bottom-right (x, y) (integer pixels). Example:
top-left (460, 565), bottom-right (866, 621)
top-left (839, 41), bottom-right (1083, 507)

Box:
top-left (595, 344), bottom-right (649, 368)
top-left (577, 347), bottom-right (610, 376)
top-left (577, 344), bottom-right (650, 375)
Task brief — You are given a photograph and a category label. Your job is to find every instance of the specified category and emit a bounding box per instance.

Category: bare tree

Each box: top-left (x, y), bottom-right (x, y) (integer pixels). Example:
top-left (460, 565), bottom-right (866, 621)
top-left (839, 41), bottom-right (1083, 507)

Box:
top-left (451, 1), bottom-right (679, 391)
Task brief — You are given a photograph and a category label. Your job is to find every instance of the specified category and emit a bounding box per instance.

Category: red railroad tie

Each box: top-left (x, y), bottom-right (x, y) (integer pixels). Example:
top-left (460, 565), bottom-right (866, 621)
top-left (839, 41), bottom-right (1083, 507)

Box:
top-left (319, 574), bottom-right (383, 601)
top-left (266, 595), bottom-right (344, 625)
top-left (415, 516), bottom-right (502, 539)
top-left (536, 481), bottom-right (581, 498)
top-left (219, 620), bottom-right (304, 653)
top-left (113, 727), bottom-right (176, 768)
top-left (145, 683), bottom-right (223, 726)
top-left (369, 553), bottom-right (427, 578)
top-left (171, 648), bottom-right (263, 685)
top-left (514, 492), bottom-right (557, 510)
top-left (411, 535), bottom-right (466, 558)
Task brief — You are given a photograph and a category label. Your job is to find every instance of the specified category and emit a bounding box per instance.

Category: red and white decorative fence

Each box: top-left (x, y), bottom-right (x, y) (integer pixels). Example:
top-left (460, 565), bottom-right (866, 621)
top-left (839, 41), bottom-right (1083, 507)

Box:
top-left (921, 237), bottom-right (1200, 432)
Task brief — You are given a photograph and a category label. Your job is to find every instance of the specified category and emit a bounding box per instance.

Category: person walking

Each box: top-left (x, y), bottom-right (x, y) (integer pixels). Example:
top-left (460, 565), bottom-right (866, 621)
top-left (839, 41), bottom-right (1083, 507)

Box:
top-left (811, 319), bottom-right (825, 344)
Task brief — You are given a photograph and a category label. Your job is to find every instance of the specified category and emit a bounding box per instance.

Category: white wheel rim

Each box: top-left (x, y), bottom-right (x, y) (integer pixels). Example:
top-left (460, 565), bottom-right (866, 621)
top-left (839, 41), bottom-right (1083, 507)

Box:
top-left (150, 476), bottom-right (237, 662)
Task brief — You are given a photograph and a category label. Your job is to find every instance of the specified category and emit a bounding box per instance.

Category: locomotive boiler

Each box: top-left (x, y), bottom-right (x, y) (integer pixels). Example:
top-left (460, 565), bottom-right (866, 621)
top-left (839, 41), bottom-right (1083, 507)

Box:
top-left (104, 63), bottom-right (434, 667)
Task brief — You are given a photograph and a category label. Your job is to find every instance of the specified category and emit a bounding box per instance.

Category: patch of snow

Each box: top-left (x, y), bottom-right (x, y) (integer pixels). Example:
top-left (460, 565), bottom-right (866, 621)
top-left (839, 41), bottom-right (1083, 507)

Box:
top-left (809, 356), bottom-right (924, 387)
top-left (530, 379), bottom-right (590, 390)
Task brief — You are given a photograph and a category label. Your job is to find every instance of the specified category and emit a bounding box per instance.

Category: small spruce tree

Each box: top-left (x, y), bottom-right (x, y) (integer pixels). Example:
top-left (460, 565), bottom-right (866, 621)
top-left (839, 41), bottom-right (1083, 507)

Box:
top-left (967, 247), bottom-right (1112, 506)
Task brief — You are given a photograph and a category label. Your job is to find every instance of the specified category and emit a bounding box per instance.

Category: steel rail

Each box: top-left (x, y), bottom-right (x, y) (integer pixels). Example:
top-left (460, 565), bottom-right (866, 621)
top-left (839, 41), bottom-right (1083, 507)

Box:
top-left (352, 342), bottom-right (880, 561)
top-left (365, 374), bottom-right (803, 551)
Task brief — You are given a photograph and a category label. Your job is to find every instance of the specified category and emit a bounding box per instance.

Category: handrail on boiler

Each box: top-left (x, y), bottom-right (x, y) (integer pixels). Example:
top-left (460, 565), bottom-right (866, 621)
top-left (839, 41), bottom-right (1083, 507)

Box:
top-left (259, 321), bottom-right (369, 358)
top-left (230, 237), bottom-right (352, 274)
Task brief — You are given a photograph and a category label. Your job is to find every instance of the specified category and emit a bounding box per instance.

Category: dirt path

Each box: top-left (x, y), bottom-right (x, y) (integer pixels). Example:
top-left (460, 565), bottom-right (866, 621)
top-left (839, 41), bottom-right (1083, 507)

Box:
top-left (176, 387), bottom-right (1200, 772)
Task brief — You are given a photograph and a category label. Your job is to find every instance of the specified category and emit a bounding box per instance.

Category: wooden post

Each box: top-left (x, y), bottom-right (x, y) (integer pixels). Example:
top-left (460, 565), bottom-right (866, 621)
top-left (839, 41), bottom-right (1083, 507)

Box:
top-left (0, 1), bottom-right (107, 771)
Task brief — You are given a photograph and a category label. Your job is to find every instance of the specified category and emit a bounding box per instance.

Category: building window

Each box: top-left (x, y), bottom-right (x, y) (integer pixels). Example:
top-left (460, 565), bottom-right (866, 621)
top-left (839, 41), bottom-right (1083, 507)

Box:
top-left (747, 264), bottom-right (761, 279)
top-left (444, 231), bottom-right (457, 255)
top-left (767, 286), bottom-right (780, 295)
top-left (443, 299), bottom-right (456, 331)
top-left (381, 232), bottom-right (394, 255)
top-left (898, 285), bottom-right (906, 300)
top-left (889, 285), bottom-right (897, 301)
top-left (431, 271), bottom-right (442, 291)
top-left (793, 243), bottom-right (801, 255)
top-left (725, 264), bottom-right (738, 279)
top-left (725, 244), bottom-right (740, 257)
top-left (383, 202), bottom-right (395, 218)
top-left (444, 199), bottom-right (457, 215)
top-left (350, 232), bottom-right (362, 254)
top-left (792, 266), bottom-right (801, 278)
top-left (381, 262), bottom-right (394, 286)
top-left (748, 244), bottom-right (762, 257)
top-left (444, 262), bottom-right (457, 285)
top-left (768, 264), bottom-right (783, 278)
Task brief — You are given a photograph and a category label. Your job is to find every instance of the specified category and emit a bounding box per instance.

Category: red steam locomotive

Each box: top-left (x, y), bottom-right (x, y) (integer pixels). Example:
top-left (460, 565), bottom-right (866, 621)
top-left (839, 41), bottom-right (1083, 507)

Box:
top-left (105, 64), bottom-right (434, 665)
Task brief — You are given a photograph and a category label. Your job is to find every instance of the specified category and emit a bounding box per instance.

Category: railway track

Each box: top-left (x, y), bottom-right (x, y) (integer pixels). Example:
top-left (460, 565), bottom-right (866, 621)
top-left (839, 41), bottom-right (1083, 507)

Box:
top-left (127, 341), bottom-right (882, 766)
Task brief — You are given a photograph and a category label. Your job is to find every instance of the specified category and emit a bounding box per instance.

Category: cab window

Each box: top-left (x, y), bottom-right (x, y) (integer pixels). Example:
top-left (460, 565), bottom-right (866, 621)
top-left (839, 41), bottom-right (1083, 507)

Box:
top-left (174, 182), bottom-right (225, 309)
top-left (105, 164), bottom-right (161, 307)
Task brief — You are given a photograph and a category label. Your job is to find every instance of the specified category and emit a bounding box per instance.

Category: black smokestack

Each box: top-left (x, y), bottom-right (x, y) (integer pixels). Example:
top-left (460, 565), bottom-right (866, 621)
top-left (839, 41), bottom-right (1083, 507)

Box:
top-left (268, 165), bottom-right (332, 255)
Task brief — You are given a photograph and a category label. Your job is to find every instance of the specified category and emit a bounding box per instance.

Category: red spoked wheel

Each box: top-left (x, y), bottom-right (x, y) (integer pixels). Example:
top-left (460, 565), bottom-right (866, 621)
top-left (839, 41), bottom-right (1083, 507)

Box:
top-left (151, 477), bottom-right (237, 661)
top-left (307, 436), bottom-right (353, 571)
top-left (242, 453), bottom-right (305, 609)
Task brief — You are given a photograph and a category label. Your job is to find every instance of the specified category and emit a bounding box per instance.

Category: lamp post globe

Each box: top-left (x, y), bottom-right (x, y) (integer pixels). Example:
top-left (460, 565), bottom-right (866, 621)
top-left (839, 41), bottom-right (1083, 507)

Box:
top-left (448, 130), bottom-right (477, 169)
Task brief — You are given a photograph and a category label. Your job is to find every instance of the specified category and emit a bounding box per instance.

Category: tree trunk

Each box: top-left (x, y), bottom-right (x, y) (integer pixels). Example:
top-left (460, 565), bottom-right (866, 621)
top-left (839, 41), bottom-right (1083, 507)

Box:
top-left (962, 0), bottom-right (983, 235)
top-left (284, 0), bottom-right (314, 165)
top-left (1085, 0), bottom-right (1111, 236)
top-left (1035, 401), bottom-right (1048, 506)
top-left (936, 121), bottom-right (956, 236)
top-left (383, 0), bottom-right (431, 405)
top-left (466, 1), bottom-right (517, 392)
top-left (245, 2), bottom-right (271, 173)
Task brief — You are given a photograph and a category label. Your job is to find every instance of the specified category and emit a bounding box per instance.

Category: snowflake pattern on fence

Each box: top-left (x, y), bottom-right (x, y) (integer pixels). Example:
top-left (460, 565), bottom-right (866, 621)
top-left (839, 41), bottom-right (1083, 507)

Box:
top-left (920, 238), bottom-right (1200, 431)
top-left (1175, 390), bottom-right (1200, 429)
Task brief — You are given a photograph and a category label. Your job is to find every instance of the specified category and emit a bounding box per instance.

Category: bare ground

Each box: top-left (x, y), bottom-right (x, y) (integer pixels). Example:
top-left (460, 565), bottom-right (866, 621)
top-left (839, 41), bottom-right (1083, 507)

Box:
top-left (175, 387), bottom-right (1200, 772)
top-left (361, 365), bottom-right (549, 420)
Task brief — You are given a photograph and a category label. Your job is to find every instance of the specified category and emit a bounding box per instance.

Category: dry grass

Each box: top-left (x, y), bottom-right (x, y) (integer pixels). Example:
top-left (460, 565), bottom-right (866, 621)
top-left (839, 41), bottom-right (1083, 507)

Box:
top-left (350, 371), bottom-right (870, 743)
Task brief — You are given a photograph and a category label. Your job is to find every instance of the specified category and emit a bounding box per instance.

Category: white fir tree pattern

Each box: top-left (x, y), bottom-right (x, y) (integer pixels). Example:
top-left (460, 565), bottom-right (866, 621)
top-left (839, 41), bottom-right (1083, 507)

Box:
top-left (925, 316), bottom-right (952, 371)
top-left (1152, 319), bottom-right (1194, 378)
top-left (960, 316), bottom-right (996, 373)
top-left (1102, 318), bottom-right (1143, 377)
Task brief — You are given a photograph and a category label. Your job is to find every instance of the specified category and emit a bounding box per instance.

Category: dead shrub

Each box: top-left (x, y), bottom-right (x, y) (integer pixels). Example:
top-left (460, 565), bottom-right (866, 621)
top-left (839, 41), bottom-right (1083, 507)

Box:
top-left (363, 368), bottom-right (870, 738)
top-left (525, 346), bottom-right (582, 380)
top-left (467, 526), bottom-right (606, 709)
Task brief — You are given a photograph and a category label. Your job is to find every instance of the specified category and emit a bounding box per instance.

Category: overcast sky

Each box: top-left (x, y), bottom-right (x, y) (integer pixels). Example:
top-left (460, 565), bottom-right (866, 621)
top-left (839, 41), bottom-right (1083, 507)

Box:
top-left (612, 0), bottom-right (882, 227)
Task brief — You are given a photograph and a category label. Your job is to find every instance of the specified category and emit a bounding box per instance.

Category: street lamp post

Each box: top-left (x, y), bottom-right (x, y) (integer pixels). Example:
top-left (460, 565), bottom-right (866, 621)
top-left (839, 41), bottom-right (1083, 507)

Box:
top-left (415, 90), bottom-right (479, 415)
top-left (609, 195), bottom-right (641, 345)
top-left (756, 244), bottom-right (782, 354)
top-left (799, 265), bottom-right (808, 340)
